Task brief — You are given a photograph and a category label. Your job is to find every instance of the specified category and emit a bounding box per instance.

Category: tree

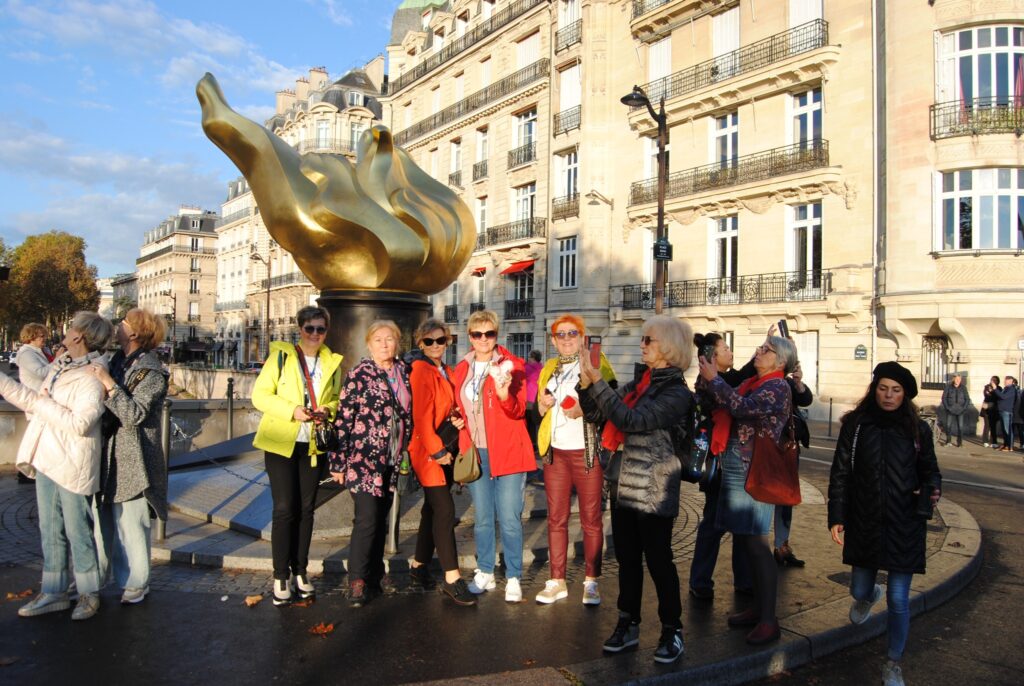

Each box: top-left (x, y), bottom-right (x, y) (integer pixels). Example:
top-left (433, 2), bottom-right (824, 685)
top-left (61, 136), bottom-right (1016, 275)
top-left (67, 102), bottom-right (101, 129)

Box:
top-left (0, 237), bottom-right (12, 348)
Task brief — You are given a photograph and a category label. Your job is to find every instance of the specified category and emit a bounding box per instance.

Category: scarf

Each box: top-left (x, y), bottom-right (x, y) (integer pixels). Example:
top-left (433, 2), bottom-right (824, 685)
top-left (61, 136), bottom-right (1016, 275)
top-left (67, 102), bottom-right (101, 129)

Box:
top-left (709, 369), bottom-right (784, 454)
top-left (109, 349), bottom-right (144, 386)
top-left (601, 368), bottom-right (652, 452)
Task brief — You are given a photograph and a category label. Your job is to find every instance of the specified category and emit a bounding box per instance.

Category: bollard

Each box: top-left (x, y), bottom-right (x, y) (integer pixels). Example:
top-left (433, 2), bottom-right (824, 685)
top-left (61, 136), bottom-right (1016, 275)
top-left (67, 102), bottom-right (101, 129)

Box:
top-left (386, 492), bottom-right (400, 555)
top-left (156, 398), bottom-right (172, 541)
top-left (226, 377), bottom-right (234, 441)
top-left (828, 397), bottom-right (833, 437)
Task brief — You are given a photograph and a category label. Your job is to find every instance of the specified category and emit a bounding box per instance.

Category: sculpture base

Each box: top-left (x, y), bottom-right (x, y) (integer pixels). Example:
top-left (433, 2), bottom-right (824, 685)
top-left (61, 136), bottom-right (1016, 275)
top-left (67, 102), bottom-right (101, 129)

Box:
top-left (317, 290), bottom-right (432, 372)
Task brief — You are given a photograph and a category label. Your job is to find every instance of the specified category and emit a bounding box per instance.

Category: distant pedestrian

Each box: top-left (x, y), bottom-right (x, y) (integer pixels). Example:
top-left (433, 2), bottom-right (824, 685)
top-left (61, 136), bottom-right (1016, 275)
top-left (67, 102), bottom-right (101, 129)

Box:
top-left (774, 362), bottom-right (813, 567)
top-left (14, 323), bottom-right (51, 392)
top-left (940, 374), bottom-right (969, 447)
top-left (993, 376), bottom-right (1020, 452)
top-left (828, 361), bottom-right (941, 686)
top-left (981, 376), bottom-right (1001, 447)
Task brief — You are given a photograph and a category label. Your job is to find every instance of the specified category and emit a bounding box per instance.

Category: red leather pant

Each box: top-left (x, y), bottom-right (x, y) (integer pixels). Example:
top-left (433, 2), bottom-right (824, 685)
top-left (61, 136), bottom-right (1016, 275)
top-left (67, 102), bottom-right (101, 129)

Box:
top-left (543, 448), bottom-right (604, 579)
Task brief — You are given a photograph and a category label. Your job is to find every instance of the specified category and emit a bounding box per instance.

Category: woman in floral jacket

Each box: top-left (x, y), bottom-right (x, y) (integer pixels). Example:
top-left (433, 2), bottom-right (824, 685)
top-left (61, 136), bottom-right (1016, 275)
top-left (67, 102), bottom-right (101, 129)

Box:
top-left (329, 320), bottom-right (411, 608)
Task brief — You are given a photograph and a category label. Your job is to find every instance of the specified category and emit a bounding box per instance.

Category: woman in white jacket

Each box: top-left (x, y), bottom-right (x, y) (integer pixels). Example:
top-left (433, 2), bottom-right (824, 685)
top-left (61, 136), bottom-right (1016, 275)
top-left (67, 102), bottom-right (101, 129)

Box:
top-left (0, 311), bottom-right (113, 621)
top-left (14, 322), bottom-right (51, 392)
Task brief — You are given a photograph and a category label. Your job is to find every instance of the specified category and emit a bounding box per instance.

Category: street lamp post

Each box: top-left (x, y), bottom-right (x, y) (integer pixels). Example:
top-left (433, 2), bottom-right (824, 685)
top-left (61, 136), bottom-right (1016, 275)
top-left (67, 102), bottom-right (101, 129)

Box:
top-left (250, 249), bottom-right (271, 360)
top-left (621, 85), bottom-right (671, 314)
top-left (162, 290), bottom-right (177, 362)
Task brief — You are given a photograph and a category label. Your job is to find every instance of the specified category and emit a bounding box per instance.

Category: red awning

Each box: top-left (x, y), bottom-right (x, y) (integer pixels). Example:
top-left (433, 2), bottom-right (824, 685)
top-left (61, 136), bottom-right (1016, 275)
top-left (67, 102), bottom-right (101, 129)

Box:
top-left (471, 266), bottom-right (486, 276)
top-left (500, 259), bottom-right (535, 275)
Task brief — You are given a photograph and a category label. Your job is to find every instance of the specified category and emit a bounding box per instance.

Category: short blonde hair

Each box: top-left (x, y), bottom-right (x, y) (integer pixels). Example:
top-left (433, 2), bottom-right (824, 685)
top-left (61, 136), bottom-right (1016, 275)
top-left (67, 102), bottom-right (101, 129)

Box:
top-left (467, 309), bottom-right (499, 334)
top-left (68, 311), bottom-right (114, 353)
top-left (414, 318), bottom-right (450, 346)
top-left (643, 315), bottom-right (692, 370)
top-left (19, 323), bottom-right (47, 344)
top-left (365, 319), bottom-right (402, 347)
top-left (123, 308), bottom-right (166, 352)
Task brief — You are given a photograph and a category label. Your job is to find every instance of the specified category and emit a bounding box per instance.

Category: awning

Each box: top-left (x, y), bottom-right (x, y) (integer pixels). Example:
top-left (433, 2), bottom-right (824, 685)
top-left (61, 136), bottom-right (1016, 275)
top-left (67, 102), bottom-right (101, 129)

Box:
top-left (210, 342), bottom-right (224, 352)
top-left (185, 341), bottom-right (208, 352)
top-left (500, 259), bottom-right (535, 275)
top-left (471, 266), bottom-right (486, 276)
top-left (226, 340), bottom-right (238, 352)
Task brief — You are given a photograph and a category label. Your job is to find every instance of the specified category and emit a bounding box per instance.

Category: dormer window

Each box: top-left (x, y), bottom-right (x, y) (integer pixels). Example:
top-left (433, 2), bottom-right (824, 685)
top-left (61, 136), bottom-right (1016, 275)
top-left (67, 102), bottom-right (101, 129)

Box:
top-left (421, 9), bottom-right (431, 29)
top-left (348, 91), bottom-right (363, 107)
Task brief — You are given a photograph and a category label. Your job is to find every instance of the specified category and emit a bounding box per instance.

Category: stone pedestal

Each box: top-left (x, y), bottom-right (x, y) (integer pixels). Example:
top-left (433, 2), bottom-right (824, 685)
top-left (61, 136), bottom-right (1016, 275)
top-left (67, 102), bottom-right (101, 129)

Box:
top-left (317, 289), bottom-right (432, 372)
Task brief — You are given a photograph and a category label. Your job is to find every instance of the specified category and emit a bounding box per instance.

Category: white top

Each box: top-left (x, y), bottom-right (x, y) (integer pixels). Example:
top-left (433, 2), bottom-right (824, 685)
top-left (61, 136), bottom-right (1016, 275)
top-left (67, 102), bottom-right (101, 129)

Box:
top-left (296, 354), bottom-right (322, 443)
top-left (547, 361), bottom-right (585, 450)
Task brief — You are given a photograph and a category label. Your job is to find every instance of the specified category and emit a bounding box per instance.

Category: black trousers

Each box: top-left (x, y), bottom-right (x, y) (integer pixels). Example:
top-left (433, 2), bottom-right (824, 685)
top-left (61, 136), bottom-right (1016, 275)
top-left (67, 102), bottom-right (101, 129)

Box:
top-left (349, 487), bottom-right (394, 584)
top-left (612, 506), bottom-right (682, 629)
top-left (265, 444), bottom-right (321, 580)
top-left (944, 412), bottom-right (963, 442)
top-left (414, 464), bottom-right (459, 572)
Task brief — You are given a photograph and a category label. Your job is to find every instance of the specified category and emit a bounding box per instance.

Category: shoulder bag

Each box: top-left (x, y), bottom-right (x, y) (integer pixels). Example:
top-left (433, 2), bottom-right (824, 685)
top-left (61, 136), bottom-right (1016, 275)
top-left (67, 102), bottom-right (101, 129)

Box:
top-left (296, 347), bottom-right (339, 453)
top-left (745, 418), bottom-right (802, 506)
top-left (453, 444), bottom-right (481, 484)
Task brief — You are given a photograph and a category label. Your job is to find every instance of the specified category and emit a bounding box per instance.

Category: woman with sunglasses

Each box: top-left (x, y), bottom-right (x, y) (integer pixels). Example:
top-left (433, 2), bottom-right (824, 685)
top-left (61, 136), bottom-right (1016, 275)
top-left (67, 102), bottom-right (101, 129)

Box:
top-left (452, 310), bottom-right (534, 603)
top-left (534, 314), bottom-right (616, 606)
top-left (406, 318), bottom-right (475, 605)
top-left (253, 306), bottom-right (343, 606)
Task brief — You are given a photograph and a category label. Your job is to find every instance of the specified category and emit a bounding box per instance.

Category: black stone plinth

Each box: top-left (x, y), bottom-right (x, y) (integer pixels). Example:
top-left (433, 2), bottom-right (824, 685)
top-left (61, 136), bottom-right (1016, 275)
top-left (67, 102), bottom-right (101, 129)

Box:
top-left (317, 289), bottom-right (432, 373)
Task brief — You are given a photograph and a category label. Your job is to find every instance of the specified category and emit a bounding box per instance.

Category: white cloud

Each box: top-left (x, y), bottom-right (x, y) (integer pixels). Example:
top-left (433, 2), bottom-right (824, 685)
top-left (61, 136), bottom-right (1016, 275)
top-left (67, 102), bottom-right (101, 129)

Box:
top-left (237, 104), bottom-right (277, 123)
top-left (311, 0), bottom-right (354, 27)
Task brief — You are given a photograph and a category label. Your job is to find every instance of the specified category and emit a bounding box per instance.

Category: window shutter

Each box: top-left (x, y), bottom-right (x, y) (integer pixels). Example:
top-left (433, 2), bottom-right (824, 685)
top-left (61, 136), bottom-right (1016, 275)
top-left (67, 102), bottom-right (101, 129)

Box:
top-left (560, 63), bottom-right (581, 110)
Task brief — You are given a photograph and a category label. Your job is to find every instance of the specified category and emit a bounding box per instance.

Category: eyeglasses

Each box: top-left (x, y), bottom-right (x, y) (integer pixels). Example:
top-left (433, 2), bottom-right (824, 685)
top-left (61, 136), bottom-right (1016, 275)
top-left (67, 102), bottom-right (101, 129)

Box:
top-left (641, 335), bottom-right (657, 345)
top-left (758, 344), bottom-right (777, 355)
top-left (469, 330), bottom-right (498, 340)
top-left (553, 330), bottom-right (580, 339)
top-left (421, 336), bottom-right (448, 347)
top-left (303, 325), bottom-right (327, 335)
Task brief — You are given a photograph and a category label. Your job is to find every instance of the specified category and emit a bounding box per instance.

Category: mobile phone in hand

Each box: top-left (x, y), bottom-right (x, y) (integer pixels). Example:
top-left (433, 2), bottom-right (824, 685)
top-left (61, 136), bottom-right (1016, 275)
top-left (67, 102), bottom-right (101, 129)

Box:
top-left (587, 336), bottom-right (602, 368)
top-left (700, 344), bottom-right (715, 365)
top-left (777, 319), bottom-right (790, 338)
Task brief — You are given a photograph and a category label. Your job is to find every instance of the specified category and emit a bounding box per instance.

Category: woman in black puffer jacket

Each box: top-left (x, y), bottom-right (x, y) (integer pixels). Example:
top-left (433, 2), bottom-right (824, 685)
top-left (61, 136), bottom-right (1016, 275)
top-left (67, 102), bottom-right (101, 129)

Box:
top-left (828, 362), bottom-right (941, 686)
top-left (578, 315), bottom-right (693, 665)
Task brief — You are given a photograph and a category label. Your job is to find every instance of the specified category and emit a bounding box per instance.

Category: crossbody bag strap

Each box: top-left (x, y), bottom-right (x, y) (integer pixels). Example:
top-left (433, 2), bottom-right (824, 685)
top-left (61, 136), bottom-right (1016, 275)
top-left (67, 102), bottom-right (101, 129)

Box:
top-left (294, 346), bottom-right (317, 411)
top-left (850, 422), bottom-right (861, 472)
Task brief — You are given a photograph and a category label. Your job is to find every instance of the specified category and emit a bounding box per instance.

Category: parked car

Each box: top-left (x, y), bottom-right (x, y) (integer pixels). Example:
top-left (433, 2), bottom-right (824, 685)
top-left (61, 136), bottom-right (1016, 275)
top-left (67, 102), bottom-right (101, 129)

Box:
top-left (0, 351), bottom-right (9, 363)
top-left (240, 361), bottom-right (263, 371)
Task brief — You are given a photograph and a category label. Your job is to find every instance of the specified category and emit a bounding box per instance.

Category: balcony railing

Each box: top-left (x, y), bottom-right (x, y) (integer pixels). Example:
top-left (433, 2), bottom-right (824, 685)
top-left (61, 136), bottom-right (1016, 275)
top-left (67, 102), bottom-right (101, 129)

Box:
top-left (449, 170), bottom-right (463, 187)
top-left (507, 141), bottom-right (537, 169)
top-left (383, 0), bottom-right (546, 96)
top-left (187, 314), bottom-right (202, 322)
top-left (394, 59), bottom-right (549, 146)
top-left (552, 193), bottom-right (580, 221)
top-left (930, 97), bottom-right (1024, 140)
top-left (215, 207), bottom-right (252, 228)
top-left (631, 0), bottom-right (672, 20)
top-left (469, 301), bottom-right (486, 313)
top-left (296, 138), bottom-right (355, 155)
top-left (444, 304), bottom-right (458, 323)
top-left (259, 271), bottom-right (312, 289)
top-left (617, 270), bottom-right (833, 309)
top-left (475, 217), bottom-right (547, 250)
top-left (555, 19), bottom-right (582, 52)
top-left (633, 20), bottom-right (828, 108)
top-left (629, 140), bottom-right (829, 205)
top-left (505, 299), bottom-right (534, 320)
top-left (135, 245), bottom-right (217, 265)
top-left (553, 105), bottom-right (581, 136)
top-left (214, 300), bottom-right (249, 312)
top-left (473, 160), bottom-right (488, 181)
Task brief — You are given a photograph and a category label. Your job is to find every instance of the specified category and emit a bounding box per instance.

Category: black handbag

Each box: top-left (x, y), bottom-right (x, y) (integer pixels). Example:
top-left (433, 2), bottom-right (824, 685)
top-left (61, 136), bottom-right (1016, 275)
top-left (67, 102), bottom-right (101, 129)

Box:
top-left (295, 348), bottom-right (338, 452)
top-left (436, 417), bottom-right (461, 456)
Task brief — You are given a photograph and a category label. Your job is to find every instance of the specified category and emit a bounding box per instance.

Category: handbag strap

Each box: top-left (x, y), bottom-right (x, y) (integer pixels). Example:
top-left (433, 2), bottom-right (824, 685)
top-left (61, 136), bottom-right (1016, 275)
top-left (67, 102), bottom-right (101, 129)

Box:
top-left (294, 346), bottom-right (318, 411)
top-left (850, 422), bottom-right (861, 471)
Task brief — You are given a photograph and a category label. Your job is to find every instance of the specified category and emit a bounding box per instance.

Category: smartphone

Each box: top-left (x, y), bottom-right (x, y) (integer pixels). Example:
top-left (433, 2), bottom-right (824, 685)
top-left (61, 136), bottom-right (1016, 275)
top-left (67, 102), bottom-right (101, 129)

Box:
top-left (777, 319), bottom-right (790, 338)
top-left (587, 336), bottom-right (602, 368)
top-left (700, 344), bottom-right (716, 365)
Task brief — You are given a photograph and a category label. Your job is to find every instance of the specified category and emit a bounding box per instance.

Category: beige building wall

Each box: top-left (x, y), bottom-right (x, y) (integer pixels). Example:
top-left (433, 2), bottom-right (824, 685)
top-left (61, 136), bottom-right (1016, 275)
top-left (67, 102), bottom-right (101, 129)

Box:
top-left (214, 177), bottom-right (255, 366)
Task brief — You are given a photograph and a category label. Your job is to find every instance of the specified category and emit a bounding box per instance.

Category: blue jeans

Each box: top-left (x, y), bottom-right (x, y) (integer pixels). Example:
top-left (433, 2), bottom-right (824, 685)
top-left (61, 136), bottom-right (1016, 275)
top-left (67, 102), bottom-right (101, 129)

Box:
top-left (773, 506), bottom-right (793, 549)
top-left (466, 448), bottom-right (526, 579)
top-left (689, 477), bottom-right (752, 592)
top-left (36, 472), bottom-right (101, 595)
top-left (1000, 411), bottom-right (1015, 448)
top-left (95, 497), bottom-right (152, 590)
top-left (851, 566), bottom-right (913, 661)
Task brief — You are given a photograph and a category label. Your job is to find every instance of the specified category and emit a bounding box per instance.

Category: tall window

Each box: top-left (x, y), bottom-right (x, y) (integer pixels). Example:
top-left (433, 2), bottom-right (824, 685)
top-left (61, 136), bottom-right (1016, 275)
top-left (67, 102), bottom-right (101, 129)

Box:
top-left (476, 275), bottom-right (485, 304)
top-left (189, 279), bottom-right (199, 294)
top-left (514, 183), bottom-right (536, 221)
top-left (429, 148), bottom-right (439, 179)
top-left (938, 168), bottom-right (1024, 250)
top-left (557, 150), bottom-right (579, 198)
top-left (190, 257), bottom-right (200, 271)
top-left (476, 196), bottom-right (488, 234)
top-left (645, 136), bottom-right (670, 179)
top-left (454, 72), bottom-right (464, 102)
top-left (476, 127), bottom-right (489, 161)
top-left (647, 36), bottom-right (671, 100)
top-left (403, 102), bottom-right (412, 128)
top-left (449, 282), bottom-right (459, 305)
top-left (190, 237), bottom-right (200, 251)
top-left (792, 87), bottom-right (823, 148)
top-left (559, 0), bottom-right (580, 26)
top-left (507, 333), bottom-right (533, 360)
top-left (789, 0), bottom-right (823, 28)
top-left (921, 336), bottom-right (950, 390)
top-left (559, 63), bottom-right (581, 111)
top-left (936, 25), bottom-right (1024, 105)
top-left (508, 269), bottom-right (534, 301)
top-left (480, 57), bottom-right (491, 88)
top-left (792, 202), bottom-right (823, 287)
top-left (190, 219), bottom-right (200, 229)
top-left (481, 0), bottom-right (495, 21)
top-left (450, 139), bottom-right (462, 173)
top-left (433, 28), bottom-right (445, 53)
top-left (431, 87), bottom-right (441, 115)
top-left (515, 109), bottom-right (537, 146)
top-left (349, 122), bottom-right (367, 148)
top-left (712, 6), bottom-right (741, 80)
top-left (714, 216), bottom-right (739, 298)
top-left (456, 12), bottom-right (469, 37)
top-left (517, 31), bottom-right (540, 69)
top-left (557, 236), bottom-right (578, 288)
top-left (715, 112), bottom-right (739, 167)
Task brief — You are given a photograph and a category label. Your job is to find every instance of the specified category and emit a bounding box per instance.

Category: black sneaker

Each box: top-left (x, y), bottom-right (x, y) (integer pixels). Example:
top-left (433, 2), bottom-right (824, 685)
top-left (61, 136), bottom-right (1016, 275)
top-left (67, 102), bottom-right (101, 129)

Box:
top-left (602, 614), bottom-right (640, 653)
top-left (653, 626), bottom-right (685, 664)
top-left (410, 565), bottom-right (433, 589)
top-left (439, 578), bottom-right (477, 606)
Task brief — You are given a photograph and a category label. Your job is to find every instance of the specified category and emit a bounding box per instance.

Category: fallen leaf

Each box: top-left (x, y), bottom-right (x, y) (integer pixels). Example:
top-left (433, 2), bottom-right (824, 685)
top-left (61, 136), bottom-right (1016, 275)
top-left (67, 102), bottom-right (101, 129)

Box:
top-left (5, 589), bottom-right (33, 601)
top-left (523, 659), bottom-right (536, 667)
top-left (309, 622), bottom-right (335, 638)
top-left (291, 599), bottom-right (314, 608)
top-left (0, 656), bottom-right (20, 667)
top-left (244, 595), bottom-right (264, 607)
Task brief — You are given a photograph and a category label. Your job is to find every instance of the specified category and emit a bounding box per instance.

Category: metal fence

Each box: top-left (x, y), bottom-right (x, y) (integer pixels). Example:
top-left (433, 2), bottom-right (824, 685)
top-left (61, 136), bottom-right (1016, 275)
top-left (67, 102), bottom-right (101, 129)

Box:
top-left (552, 194), bottom-right (580, 221)
top-left (553, 105), bottom-right (581, 136)
top-left (507, 141), bottom-right (538, 169)
top-left (476, 217), bottom-right (547, 250)
top-left (473, 160), bottom-right (488, 181)
top-left (930, 97), bottom-right (1024, 140)
top-left (505, 299), bottom-right (534, 320)
top-left (617, 270), bottom-right (833, 309)
top-left (555, 19), bottom-right (582, 52)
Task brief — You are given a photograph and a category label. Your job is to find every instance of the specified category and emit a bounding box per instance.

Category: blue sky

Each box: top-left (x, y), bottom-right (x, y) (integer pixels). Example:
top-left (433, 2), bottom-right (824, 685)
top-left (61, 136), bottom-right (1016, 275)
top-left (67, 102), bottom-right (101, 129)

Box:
top-left (0, 0), bottom-right (402, 276)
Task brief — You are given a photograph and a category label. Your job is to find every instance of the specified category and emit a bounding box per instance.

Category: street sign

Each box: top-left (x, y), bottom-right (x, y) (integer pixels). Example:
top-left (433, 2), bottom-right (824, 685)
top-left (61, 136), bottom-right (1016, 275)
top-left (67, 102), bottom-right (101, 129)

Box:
top-left (653, 239), bottom-right (673, 261)
top-left (854, 344), bottom-right (867, 360)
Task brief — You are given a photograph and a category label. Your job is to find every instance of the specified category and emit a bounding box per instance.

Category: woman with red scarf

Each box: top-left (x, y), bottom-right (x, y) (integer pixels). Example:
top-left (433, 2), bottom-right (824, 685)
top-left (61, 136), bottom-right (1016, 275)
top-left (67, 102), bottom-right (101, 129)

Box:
top-left (578, 315), bottom-right (693, 665)
top-left (697, 335), bottom-right (797, 646)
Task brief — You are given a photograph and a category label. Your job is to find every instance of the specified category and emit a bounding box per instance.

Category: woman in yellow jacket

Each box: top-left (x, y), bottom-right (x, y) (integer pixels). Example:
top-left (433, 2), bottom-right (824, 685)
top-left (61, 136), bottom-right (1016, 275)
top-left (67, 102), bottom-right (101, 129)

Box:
top-left (252, 306), bottom-right (343, 606)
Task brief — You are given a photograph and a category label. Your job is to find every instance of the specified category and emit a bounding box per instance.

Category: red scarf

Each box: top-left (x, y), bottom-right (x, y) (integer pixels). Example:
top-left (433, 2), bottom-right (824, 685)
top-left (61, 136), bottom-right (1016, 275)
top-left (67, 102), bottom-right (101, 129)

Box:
top-left (601, 368), bottom-right (652, 452)
top-left (710, 370), bottom-right (785, 455)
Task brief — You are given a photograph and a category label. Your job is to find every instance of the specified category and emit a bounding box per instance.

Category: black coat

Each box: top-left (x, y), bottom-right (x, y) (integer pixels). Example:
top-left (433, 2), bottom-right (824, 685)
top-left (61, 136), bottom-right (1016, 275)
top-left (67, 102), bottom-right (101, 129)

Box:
top-left (580, 365), bottom-right (693, 519)
top-left (828, 413), bottom-right (942, 574)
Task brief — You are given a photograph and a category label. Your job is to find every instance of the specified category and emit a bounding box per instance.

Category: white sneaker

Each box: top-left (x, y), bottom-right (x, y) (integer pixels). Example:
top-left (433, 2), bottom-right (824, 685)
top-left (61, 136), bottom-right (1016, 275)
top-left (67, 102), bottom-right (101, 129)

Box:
top-left (18, 592), bottom-right (71, 617)
top-left (291, 573), bottom-right (315, 599)
top-left (984, 442), bottom-right (990, 448)
top-left (535, 579), bottom-right (568, 604)
top-left (71, 593), bottom-right (99, 621)
top-left (467, 569), bottom-right (496, 594)
top-left (882, 660), bottom-right (905, 686)
top-left (273, 578), bottom-right (292, 606)
top-left (121, 586), bottom-right (149, 604)
top-left (582, 579), bottom-right (601, 605)
top-left (505, 577), bottom-right (522, 603)
top-left (850, 583), bottom-right (884, 625)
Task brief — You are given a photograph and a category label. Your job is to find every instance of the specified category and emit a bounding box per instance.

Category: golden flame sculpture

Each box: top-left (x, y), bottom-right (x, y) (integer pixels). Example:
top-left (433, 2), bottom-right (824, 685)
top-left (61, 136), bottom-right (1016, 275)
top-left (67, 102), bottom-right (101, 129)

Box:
top-left (196, 73), bottom-right (475, 294)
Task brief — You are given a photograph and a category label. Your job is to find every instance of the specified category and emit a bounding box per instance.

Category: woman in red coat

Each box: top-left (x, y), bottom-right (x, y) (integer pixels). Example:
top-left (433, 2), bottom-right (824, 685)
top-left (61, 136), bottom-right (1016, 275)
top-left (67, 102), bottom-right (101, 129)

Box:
top-left (407, 318), bottom-right (474, 606)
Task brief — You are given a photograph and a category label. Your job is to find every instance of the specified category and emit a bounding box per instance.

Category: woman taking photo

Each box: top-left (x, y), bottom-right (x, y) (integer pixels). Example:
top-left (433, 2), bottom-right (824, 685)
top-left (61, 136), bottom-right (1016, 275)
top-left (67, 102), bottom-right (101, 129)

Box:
top-left (828, 362), bottom-right (941, 686)
top-left (697, 334), bottom-right (797, 646)
top-left (0, 311), bottom-right (113, 621)
top-left (534, 313), bottom-right (615, 606)
top-left (452, 310), bottom-right (534, 603)
top-left (580, 315), bottom-right (692, 665)
top-left (91, 308), bottom-right (169, 604)
top-left (329, 320), bottom-right (411, 608)
top-left (406, 319), bottom-right (474, 605)
top-left (253, 306), bottom-right (343, 606)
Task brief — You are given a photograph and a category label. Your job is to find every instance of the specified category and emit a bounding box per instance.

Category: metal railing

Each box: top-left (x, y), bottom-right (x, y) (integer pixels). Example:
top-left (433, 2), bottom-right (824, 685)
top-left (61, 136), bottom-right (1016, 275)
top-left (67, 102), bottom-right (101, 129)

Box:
top-left (617, 269), bottom-right (833, 309)
top-left (930, 97), bottom-right (1024, 140)
top-left (552, 193), bottom-right (580, 220)
top-left (187, 314), bottom-right (202, 322)
top-left (475, 217), bottom-right (547, 250)
top-left (214, 300), bottom-right (249, 312)
top-left (629, 140), bottom-right (829, 205)
top-left (633, 20), bottom-right (828, 108)
top-left (394, 59), bottom-right (549, 146)
top-left (505, 299), bottom-right (534, 320)
top-left (296, 138), bottom-right (355, 155)
top-left (136, 245), bottom-right (217, 265)
top-left (555, 19), bottom-right (582, 52)
top-left (553, 105), bottom-right (581, 135)
top-left (469, 301), bottom-right (486, 313)
top-left (449, 170), bottom-right (463, 187)
top-left (444, 304), bottom-right (458, 322)
top-left (631, 0), bottom-right (673, 20)
top-left (473, 160), bottom-right (488, 181)
top-left (259, 271), bottom-right (312, 289)
top-left (383, 0), bottom-right (546, 96)
top-left (215, 207), bottom-right (252, 227)
top-left (507, 141), bottom-right (537, 168)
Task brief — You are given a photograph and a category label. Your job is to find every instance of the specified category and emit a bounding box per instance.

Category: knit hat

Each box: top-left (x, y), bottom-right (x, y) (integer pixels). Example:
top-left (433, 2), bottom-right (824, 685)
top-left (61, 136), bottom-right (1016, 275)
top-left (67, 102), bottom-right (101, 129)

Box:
top-left (872, 361), bottom-right (918, 400)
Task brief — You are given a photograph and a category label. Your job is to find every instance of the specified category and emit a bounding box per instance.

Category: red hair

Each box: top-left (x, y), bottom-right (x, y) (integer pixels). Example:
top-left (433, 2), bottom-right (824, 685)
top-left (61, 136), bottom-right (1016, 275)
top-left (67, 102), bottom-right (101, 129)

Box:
top-left (549, 314), bottom-right (585, 337)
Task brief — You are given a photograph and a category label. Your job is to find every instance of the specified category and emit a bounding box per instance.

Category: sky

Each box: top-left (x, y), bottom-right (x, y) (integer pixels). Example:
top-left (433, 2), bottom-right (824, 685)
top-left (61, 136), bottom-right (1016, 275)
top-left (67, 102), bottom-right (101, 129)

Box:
top-left (0, 0), bottom-right (402, 276)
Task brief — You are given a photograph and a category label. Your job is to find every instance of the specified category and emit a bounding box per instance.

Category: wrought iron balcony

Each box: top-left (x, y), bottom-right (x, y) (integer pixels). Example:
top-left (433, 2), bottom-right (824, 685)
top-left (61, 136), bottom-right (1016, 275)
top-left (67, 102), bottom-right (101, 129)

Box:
top-left (616, 270), bottom-right (833, 309)
top-left (505, 299), bottom-right (534, 320)
top-left (394, 59), bottom-right (549, 146)
top-left (631, 0), bottom-right (672, 20)
top-left (469, 301), bottom-right (486, 313)
top-left (187, 314), bottom-right (202, 322)
top-left (553, 105), bottom-right (581, 136)
top-left (552, 193), bottom-right (580, 221)
top-left (215, 300), bottom-right (249, 312)
top-left (555, 19), bottom-right (582, 52)
top-left (215, 207), bottom-right (252, 228)
top-left (930, 97), bottom-right (1024, 140)
top-left (632, 20), bottom-right (828, 109)
top-left (629, 140), bottom-right (829, 206)
top-left (475, 217), bottom-right (547, 250)
top-left (507, 141), bottom-right (537, 169)
top-left (259, 271), bottom-right (312, 289)
top-left (449, 170), bottom-right (463, 188)
top-left (444, 304), bottom-right (458, 323)
top-left (295, 138), bottom-right (355, 155)
top-left (473, 160), bottom-right (488, 181)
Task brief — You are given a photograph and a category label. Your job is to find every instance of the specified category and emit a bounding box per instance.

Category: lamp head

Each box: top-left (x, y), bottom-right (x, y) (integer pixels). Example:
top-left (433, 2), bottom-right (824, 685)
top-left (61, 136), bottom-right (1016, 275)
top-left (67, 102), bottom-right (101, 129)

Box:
top-left (620, 86), bottom-right (649, 108)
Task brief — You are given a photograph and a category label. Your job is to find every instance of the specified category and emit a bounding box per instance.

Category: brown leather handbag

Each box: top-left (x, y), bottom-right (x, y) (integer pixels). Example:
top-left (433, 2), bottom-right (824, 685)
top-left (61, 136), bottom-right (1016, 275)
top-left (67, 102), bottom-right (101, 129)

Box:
top-left (745, 419), bottom-right (802, 506)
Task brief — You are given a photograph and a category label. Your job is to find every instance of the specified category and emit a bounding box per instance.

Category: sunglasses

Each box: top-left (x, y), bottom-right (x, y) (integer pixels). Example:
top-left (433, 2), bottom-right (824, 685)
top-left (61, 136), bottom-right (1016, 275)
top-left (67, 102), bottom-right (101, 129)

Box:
top-left (553, 330), bottom-right (580, 339)
top-left (641, 336), bottom-right (657, 345)
top-left (303, 325), bottom-right (327, 335)
top-left (469, 330), bottom-right (498, 340)
top-left (421, 336), bottom-right (448, 347)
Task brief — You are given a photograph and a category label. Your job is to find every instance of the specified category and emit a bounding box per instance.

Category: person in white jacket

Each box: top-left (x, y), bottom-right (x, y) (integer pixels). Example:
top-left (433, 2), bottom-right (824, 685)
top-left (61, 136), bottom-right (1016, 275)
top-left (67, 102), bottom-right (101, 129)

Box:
top-left (14, 322), bottom-right (52, 392)
top-left (0, 311), bottom-right (113, 621)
